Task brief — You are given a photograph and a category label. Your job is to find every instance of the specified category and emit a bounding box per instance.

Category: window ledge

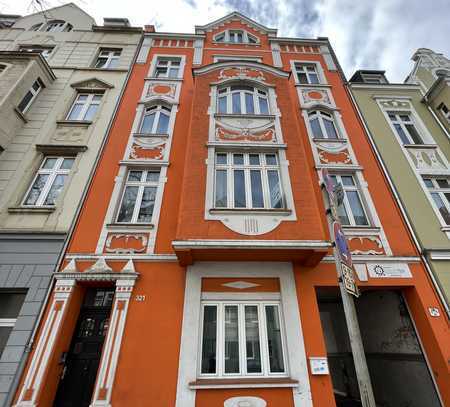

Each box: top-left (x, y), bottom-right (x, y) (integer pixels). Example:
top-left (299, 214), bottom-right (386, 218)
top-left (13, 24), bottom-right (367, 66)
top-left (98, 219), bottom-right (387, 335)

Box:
top-left (145, 76), bottom-right (183, 82)
top-left (440, 226), bottom-right (450, 232)
top-left (14, 107), bottom-right (28, 123)
top-left (8, 206), bottom-right (56, 214)
top-left (212, 42), bottom-right (261, 47)
top-left (189, 378), bottom-right (298, 389)
top-left (85, 67), bottom-right (128, 72)
top-left (214, 113), bottom-right (275, 120)
top-left (295, 83), bottom-right (331, 88)
top-left (210, 208), bottom-right (292, 216)
top-left (56, 120), bottom-right (92, 127)
top-left (313, 137), bottom-right (347, 143)
top-left (402, 143), bottom-right (438, 149)
top-left (132, 132), bottom-right (170, 138)
top-left (106, 223), bottom-right (155, 229)
top-left (36, 144), bottom-right (87, 154)
top-left (341, 225), bottom-right (380, 232)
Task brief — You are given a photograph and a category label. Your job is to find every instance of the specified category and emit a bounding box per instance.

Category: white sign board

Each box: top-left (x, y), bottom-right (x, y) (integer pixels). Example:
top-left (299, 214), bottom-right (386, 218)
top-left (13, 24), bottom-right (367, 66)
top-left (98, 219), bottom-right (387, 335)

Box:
top-left (367, 263), bottom-right (412, 278)
top-left (309, 357), bottom-right (329, 375)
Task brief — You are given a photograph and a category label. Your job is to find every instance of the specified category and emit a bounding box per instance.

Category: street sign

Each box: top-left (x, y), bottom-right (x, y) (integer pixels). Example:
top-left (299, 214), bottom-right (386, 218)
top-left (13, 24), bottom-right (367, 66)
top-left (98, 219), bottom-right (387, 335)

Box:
top-left (341, 262), bottom-right (360, 297)
top-left (333, 221), bottom-right (352, 267)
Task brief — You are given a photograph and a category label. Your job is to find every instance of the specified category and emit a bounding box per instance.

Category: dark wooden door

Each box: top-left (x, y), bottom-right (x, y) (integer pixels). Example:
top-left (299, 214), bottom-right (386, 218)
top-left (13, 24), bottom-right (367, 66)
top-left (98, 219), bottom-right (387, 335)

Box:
top-left (53, 289), bottom-right (114, 407)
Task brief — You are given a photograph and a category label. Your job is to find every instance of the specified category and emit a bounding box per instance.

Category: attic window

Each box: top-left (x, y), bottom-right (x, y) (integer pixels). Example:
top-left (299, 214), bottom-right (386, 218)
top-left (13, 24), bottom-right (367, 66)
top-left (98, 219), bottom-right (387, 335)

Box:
top-left (45, 20), bottom-right (72, 32)
top-left (361, 73), bottom-right (386, 84)
top-left (214, 29), bottom-right (259, 45)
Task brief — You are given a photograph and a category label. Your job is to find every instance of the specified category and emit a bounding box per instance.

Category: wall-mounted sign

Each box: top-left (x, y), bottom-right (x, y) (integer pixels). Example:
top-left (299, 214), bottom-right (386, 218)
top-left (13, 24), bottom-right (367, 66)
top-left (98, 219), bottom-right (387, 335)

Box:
top-left (309, 357), bottom-right (329, 375)
top-left (341, 262), bottom-right (360, 297)
top-left (428, 307), bottom-right (440, 317)
top-left (334, 222), bottom-right (352, 267)
top-left (367, 263), bottom-right (412, 279)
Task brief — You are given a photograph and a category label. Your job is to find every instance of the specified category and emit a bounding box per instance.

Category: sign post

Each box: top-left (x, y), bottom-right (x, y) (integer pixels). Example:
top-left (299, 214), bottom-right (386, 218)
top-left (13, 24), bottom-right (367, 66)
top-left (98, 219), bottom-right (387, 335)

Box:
top-left (321, 169), bottom-right (376, 407)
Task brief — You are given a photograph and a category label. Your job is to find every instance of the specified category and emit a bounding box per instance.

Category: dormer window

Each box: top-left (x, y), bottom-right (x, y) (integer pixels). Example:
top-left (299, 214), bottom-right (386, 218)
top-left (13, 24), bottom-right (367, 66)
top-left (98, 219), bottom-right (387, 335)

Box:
top-left (45, 20), bottom-right (72, 32)
top-left (217, 85), bottom-right (269, 115)
top-left (214, 30), bottom-right (259, 44)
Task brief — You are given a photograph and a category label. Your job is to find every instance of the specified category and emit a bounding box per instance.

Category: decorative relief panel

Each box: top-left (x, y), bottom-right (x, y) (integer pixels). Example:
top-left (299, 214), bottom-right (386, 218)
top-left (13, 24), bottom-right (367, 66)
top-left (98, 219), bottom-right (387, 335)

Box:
top-left (104, 233), bottom-right (149, 254)
top-left (315, 141), bottom-right (353, 165)
top-left (224, 397), bottom-right (267, 407)
top-left (347, 235), bottom-right (386, 255)
top-left (299, 88), bottom-right (333, 108)
top-left (218, 67), bottom-right (266, 82)
top-left (379, 100), bottom-right (411, 109)
top-left (215, 117), bottom-right (277, 143)
top-left (405, 146), bottom-right (447, 170)
top-left (146, 82), bottom-right (177, 99)
top-left (129, 137), bottom-right (166, 160)
top-left (51, 127), bottom-right (87, 144)
top-left (221, 215), bottom-right (282, 235)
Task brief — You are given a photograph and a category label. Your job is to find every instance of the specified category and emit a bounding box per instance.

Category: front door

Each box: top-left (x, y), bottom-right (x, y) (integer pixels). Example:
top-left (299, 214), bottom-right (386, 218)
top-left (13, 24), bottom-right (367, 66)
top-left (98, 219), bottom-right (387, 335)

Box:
top-left (53, 288), bottom-right (114, 407)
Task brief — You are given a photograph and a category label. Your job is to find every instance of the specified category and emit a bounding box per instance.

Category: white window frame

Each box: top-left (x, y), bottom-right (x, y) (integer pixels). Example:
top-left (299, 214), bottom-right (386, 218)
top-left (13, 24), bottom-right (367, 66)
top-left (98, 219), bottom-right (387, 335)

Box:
top-left (17, 79), bottom-right (43, 114)
top-left (294, 63), bottom-right (320, 84)
top-left (438, 103), bottom-right (450, 124)
top-left (361, 73), bottom-right (386, 84)
top-left (214, 152), bottom-right (284, 210)
top-left (307, 110), bottom-right (340, 139)
top-left (217, 85), bottom-right (269, 115)
top-left (213, 29), bottom-right (259, 45)
top-left (94, 48), bottom-right (121, 69)
top-left (153, 56), bottom-right (182, 79)
top-left (19, 45), bottom-right (54, 59)
top-left (290, 60), bottom-right (326, 85)
top-left (387, 111), bottom-right (424, 145)
top-left (199, 300), bottom-right (288, 379)
top-left (44, 20), bottom-right (72, 32)
top-left (139, 104), bottom-right (171, 134)
top-left (423, 176), bottom-right (450, 226)
top-left (331, 173), bottom-right (370, 227)
top-left (66, 93), bottom-right (103, 121)
top-left (116, 169), bottom-right (160, 224)
top-left (22, 156), bottom-right (74, 207)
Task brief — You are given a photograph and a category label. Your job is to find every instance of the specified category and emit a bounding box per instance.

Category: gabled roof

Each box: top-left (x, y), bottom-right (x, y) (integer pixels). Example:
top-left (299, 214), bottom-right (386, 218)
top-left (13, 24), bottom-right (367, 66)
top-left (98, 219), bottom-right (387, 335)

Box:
top-left (195, 11), bottom-right (277, 36)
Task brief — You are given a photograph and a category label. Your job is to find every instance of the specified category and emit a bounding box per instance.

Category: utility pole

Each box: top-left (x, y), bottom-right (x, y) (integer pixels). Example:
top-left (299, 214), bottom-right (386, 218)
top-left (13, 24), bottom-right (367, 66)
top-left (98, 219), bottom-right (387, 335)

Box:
top-left (321, 169), bottom-right (376, 407)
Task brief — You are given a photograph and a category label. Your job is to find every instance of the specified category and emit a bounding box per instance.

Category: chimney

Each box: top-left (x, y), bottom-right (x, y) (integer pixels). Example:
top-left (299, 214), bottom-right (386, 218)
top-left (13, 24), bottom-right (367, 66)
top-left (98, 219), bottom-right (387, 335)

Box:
top-left (145, 25), bottom-right (155, 33)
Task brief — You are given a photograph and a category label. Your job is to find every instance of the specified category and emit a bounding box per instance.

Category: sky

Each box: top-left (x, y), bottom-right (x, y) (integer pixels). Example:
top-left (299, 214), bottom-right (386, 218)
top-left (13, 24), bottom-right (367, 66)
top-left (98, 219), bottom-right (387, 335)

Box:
top-left (1, 0), bottom-right (449, 82)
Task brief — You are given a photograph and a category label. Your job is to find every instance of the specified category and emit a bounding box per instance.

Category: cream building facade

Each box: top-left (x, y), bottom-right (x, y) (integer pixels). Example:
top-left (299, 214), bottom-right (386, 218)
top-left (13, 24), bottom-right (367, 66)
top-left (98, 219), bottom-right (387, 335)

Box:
top-left (0, 4), bottom-right (141, 405)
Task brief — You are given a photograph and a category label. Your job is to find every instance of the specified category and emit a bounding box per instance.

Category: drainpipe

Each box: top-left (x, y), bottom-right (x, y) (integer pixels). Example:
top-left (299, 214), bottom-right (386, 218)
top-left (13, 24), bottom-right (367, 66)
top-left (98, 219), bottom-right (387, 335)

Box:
top-left (4, 32), bottom-right (145, 407)
top-left (346, 86), bottom-right (450, 320)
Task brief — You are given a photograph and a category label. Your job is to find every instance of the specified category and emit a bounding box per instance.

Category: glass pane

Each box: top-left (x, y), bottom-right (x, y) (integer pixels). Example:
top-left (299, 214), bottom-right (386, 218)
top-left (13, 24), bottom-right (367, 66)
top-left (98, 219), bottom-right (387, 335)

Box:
top-left (99, 318), bottom-right (110, 336)
top-left (78, 317), bottom-right (95, 337)
top-left (117, 186), bottom-right (138, 222)
top-left (388, 113), bottom-right (397, 121)
top-left (109, 58), bottom-right (119, 69)
top-left (168, 68), bottom-right (179, 78)
top-left (249, 154), bottom-right (260, 165)
top-left (141, 113), bottom-right (155, 133)
top-left (233, 170), bottom-right (246, 208)
top-left (436, 179), bottom-right (449, 188)
top-left (323, 118), bottom-right (338, 139)
top-left (0, 293), bottom-right (26, 318)
top-left (224, 305), bottom-right (239, 373)
top-left (146, 171), bottom-right (160, 182)
top-left (216, 153), bottom-right (227, 165)
top-left (245, 306), bottom-right (262, 373)
top-left (128, 171), bottom-right (143, 181)
top-left (155, 67), bottom-right (167, 77)
top-left (431, 193), bottom-right (450, 225)
top-left (337, 202), bottom-right (351, 225)
top-left (0, 327), bottom-right (13, 356)
top-left (341, 176), bottom-right (355, 186)
top-left (218, 96), bottom-right (227, 113)
top-left (61, 158), bottom-right (74, 170)
top-left (42, 158), bottom-right (58, 169)
top-left (32, 81), bottom-right (41, 91)
top-left (201, 306), bottom-right (217, 374)
top-left (405, 124), bottom-right (423, 144)
top-left (310, 117), bottom-right (323, 138)
top-left (233, 154), bottom-right (244, 165)
top-left (92, 95), bottom-right (103, 102)
top-left (394, 123), bottom-right (410, 145)
top-left (17, 91), bottom-right (33, 112)
top-left (250, 170), bottom-right (264, 208)
top-left (297, 72), bottom-right (308, 84)
top-left (268, 170), bottom-right (283, 209)
top-left (24, 174), bottom-right (49, 205)
top-left (84, 104), bottom-right (99, 121)
top-left (67, 103), bottom-right (83, 120)
top-left (215, 170), bottom-right (227, 208)
top-left (347, 191), bottom-right (368, 225)
top-left (259, 97), bottom-right (269, 114)
top-left (423, 178), bottom-right (433, 188)
top-left (232, 92), bottom-right (241, 114)
top-left (77, 95), bottom-right (88, 102)
top-left (265, 305), bottom-right (285, 373)
top-left (245, 93), bottom-right (254, 114)
top-left (400, 115), bottom-right (410, 122)
top-left (309, 72), bottom-right (319, 84)
top-left (157, 113), bottom-right (169, 133)
top-left (137, 186), bottom-right (156, 222)
top-left (265, 154), bottom-right (277, 165)
top-left (95, 57), bottom-right (107, 68)
top-left (44, 174), bottom-right (67, 205)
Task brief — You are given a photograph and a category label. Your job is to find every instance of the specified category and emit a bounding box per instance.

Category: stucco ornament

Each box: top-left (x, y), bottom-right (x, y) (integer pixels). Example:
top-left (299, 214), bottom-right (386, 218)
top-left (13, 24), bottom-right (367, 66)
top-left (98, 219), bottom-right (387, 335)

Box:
top-left (224, 396), bottom-right (267, 407)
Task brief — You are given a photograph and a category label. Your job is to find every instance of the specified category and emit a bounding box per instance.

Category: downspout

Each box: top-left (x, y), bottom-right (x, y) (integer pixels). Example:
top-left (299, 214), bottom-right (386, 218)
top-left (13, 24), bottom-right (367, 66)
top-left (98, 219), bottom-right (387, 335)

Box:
top-left (5, 31), bottom-right (145, 407)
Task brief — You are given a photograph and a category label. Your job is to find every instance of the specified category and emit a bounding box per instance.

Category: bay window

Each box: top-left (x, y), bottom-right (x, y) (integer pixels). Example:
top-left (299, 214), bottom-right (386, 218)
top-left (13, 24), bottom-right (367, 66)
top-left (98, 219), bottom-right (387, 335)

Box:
top-left (330, 174), bottom-right (369, 226)
top-left (66, 93), bottom-right (102, 121)
top-left (217, 85), bottom-right (269, 115)
top-left (200, 302), bottom-right (286, 377)
top-left (308, 110), bottom-right (339, 139)
top-left (139, 105), bottom-right (170, 134)
top-left (117, 169), bottom-right (160, 223)
top-left (423, 177), bottom-right (450, 225)
top-left (214, 152), bottom-right (284, 210)
top-left (388, 112), bottom-right (423, 145)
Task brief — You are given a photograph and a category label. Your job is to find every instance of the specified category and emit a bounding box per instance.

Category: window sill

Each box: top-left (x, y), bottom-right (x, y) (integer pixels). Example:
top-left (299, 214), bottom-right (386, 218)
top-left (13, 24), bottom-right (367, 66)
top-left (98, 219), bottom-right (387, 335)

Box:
top-left (132, 132), bottom-right (170, 138)
top-left (214, 113), bottom-right (275, 120)
top-left (145, 76), bottom-right (183, 82)
top-left (210, 208), bottom-right (292, 216)
top-left (295, 83), bottom-right (331, 88)
top-left (36, 144), bottom-right (87, 154)
top-left (313, 137), bottom-right (347, 143)
top-left (402, 143), bottom-right (437, 149)
top-left (14, 107), bottom-right (28, 123)
top-left (212, 42), bottom-right (261, 47)
top-left (341, 225), bottom-right (380, 232)
top-left (189, 377), bottom-right (298, 389)
top-left (56, 120), bottom-right (92, 127)
top-left (106, 223), bottom-right (154, 229)
top-left (8, 206), bottom-right (56, 214)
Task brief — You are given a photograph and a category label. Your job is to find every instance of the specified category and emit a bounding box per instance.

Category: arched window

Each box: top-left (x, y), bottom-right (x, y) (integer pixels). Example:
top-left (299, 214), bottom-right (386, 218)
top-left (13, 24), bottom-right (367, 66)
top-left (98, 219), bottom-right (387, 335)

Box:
top-left (45, 20), bottom-right (72, 32)
top-left (140, 105), bottom-right (171, 134)
top-left (217, 85), bottom-right (269, 115)
top-left (30, 22), bottom-right (43, 31)
top-left (214, 30), bottom-right (259, 44)
top-left (308, 110), bottom-right (339, 139)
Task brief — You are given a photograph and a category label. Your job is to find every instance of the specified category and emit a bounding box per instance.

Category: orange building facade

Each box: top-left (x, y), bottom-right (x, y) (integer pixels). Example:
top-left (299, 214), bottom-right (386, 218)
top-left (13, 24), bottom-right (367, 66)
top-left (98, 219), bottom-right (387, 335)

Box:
top-left (11, 13), bottom-right (450, 407)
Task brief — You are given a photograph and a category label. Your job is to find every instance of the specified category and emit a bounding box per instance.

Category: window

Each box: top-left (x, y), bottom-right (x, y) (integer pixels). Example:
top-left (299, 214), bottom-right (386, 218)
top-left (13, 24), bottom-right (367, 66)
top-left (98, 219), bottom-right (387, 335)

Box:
top-left (217, 85), bottom-right (269, 115)
top-left (0, 292), bottom-right (26, 358)
top-left (200, 302), bottom-right (286, 377)
top-left (214, 30), bottom-right (259, 44)
top-left (19, 45), bottom-right (54, 59)
top-left (23, 157), bottom-right (74, 206)
top-left (117, 169), bottom-right (160, 223)
top-left (308, 110), bottom-right (339, 139)
top-left (438, 103), bottom-right (450, 123)
top-left (45, 20), bottom-right (72, 32)
top-left (153, 57), bottom-right (181, 78)
top-left (388, 112), bottom-right (423, 145)
top-left (294, 63), bottom-right (320, 84)
top-left (30, 23), bottom-right (43, 31)
top-left (215, 33), bottom-right (225, 42)
top-left (94, 49), bottom-right (121, 69)
top-left (66, 93), bottom-right (102, 121)
top-left (17, 79), bottom-right (43, 113)
top-left (0, 64), bottom-right (6, 74)
top-left (139, 105), bottom-right (171, 134)
top-left (423, 177), bottom-right (450, 225)
top-left (229, 30), bottom-right (244, 43)
top-left (361, 73), bottom-right (386, 84)
top-left (330, 174), bottom-right (369, 226)
top-left (214, 152), bottom-right (284, 209)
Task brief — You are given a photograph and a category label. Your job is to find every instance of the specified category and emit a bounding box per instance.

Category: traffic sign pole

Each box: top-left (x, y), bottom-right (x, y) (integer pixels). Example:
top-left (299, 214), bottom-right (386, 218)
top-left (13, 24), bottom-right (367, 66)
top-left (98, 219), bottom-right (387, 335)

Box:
top-left (321, 170), bottom-right (376, 407)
